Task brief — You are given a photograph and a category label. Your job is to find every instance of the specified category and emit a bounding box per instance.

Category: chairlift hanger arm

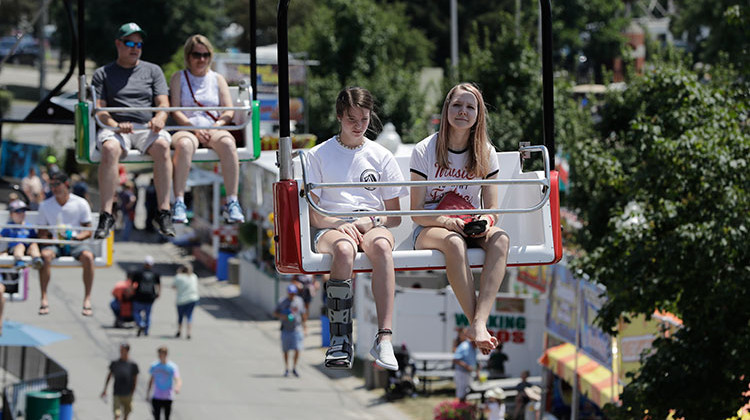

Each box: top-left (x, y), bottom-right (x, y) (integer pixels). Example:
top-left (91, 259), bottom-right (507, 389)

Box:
top-left (296, 145), bottom-right (552, 218)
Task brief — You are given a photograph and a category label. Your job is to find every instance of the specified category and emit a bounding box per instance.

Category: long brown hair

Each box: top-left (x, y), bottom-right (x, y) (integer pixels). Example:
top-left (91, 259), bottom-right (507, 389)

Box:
top-left (335, 87), bottom-right (382, 138)
top-left (436, 83), bottom-right (493, 178)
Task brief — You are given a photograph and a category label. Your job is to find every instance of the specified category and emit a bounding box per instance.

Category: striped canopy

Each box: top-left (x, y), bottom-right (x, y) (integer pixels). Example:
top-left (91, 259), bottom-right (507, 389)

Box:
top-left (539, 343), bottom-right (622, 408)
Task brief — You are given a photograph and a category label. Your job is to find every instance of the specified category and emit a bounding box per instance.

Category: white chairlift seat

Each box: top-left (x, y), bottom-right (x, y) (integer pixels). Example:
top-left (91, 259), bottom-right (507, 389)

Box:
top-left (0, 211), bottom-right (113, 267)
top-left (275, 146), bottom-right (562, 274)
top-left (75, 85), bottom-right (260, 164)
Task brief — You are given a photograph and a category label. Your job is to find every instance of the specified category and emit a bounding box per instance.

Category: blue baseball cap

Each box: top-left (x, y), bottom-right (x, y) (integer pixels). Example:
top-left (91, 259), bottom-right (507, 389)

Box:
top-left (287, 284), bottom-right (298, 294)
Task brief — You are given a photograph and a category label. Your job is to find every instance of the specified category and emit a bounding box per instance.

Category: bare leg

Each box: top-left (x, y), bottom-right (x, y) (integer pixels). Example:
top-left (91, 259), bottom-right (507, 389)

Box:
top-left (292, 350), bottom-right (300, 369)
top-left (171, 132), bottom-right (197, 199)
top-left (98, 140), bottom-right (123, 214)
top-left (38, 248), bottom-right (56, 313)
top-left (27, 243), bottom-right (40, 258)
top-left (147, 138), bottom-right (173, 211)
top-left (471, 228), bottom-right (510, 353)
top-left (361, 228), bottom-right (396, 343)
top-left (80, 251), bottom-right (95, 311)
top-left (13, 244), bottom-right (26, 261)
top-left (416, 227), bottom-right (477, 327)
top-left (283, 351), bottom-right (289, 370)
top-left (208, 132), bottom-right (239, 196)
top-left (0, 284), bottom-right (5, 334)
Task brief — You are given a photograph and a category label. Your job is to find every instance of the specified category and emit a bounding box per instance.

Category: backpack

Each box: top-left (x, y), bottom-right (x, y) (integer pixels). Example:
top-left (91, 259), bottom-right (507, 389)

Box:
top-left (133, 271), bottom-right (158, 300)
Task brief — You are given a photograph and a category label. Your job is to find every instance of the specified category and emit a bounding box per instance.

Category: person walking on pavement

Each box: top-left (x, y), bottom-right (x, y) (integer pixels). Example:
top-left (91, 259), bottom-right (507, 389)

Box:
top-left (101, 342), bottom-right (139, 420)
top-left (453, 328), bottom-right (479, 402)
top-left (147, 346), bottom-right (181, 420)
top-left (131, 255), bottom-right (160, 336)
top-left (173, 263), bottom-right (199, 339)
top-left (273, 284), bottom-right (306, 377)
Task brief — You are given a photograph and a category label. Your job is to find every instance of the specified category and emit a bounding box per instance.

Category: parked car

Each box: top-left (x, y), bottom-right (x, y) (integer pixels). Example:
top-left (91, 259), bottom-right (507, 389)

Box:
top-left (0, 36), bottom-right (40, 66)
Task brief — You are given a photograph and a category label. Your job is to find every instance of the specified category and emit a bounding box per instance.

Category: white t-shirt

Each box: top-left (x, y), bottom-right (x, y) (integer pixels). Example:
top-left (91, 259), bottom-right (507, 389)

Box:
top-left (410, 133), bottom-right (499, 210)
top-left (38, 193), bottom-right (93, 237)
top-left (180, 70), bottom-right (221, 127)
top-left (305, 137), bottom-right (408, 212)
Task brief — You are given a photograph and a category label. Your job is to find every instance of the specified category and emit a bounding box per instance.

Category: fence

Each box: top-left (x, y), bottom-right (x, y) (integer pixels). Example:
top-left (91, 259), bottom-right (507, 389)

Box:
top-left (1, 346), bottom-right (68, 419)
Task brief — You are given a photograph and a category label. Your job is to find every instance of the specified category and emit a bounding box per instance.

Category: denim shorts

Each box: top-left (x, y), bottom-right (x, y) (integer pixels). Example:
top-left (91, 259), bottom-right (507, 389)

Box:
top-left (311, 217), bottom-right (357, 252)
top-left (281, 330), bottom-right (304, 352)
top-left (42, 243), bottom-right (94, 259)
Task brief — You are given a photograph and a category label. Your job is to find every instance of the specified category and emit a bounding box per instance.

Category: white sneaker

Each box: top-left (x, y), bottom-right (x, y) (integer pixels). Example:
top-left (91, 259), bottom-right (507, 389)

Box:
top-left (370, 339), bottom-right (399, 371)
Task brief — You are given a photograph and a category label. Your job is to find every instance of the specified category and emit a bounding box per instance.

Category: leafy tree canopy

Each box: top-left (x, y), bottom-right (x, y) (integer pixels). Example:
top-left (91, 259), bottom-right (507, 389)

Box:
top-left (288, 0), bottom-right (433, 143)
top-left (84, 0), bottom-right (227, 67)
top-left (672, 0), bottom-right (749, 73)
top-left (567, 60), bottom-right (750, 417)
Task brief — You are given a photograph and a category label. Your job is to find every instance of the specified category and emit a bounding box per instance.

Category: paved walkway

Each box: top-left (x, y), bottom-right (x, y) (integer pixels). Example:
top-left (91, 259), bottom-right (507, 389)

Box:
top-left (3, 238), bottom-right (410, 420)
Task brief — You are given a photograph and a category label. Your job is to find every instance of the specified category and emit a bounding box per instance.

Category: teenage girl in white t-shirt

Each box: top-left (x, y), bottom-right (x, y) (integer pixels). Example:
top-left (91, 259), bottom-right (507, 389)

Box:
top-left (169, 34), bottom-right (244, 225)
top-left (306, 87), bottom-right (407, 370)
top-left (410, 83), bottom-right (510, 355)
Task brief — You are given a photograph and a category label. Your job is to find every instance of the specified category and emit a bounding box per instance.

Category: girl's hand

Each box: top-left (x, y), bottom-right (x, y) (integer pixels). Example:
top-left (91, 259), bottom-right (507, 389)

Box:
top-left (336, 221), bottom-right (363, 244)
top-left (196, 129), bottom-right (211, 145)
top-left (443, 217), bottom-right (467, 237)
top-left (353, 217), bottom-right (372, 233)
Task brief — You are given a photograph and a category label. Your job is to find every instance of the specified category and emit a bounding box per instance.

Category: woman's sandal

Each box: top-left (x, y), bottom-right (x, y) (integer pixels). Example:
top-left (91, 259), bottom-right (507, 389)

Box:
top-left (38, 305), bottom-right (49, 316)
top-left (81, 306), bottom-right (93, 317)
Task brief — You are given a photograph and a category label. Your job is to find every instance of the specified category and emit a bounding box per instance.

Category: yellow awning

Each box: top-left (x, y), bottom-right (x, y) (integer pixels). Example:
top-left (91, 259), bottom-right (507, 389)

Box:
top-left (539, 343), bottom-right (622, 408)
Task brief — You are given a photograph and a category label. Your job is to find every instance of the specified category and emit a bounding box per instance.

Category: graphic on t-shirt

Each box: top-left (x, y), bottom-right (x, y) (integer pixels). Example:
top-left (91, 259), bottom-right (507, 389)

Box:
top-left (360, 169), bottom-right (379, 191)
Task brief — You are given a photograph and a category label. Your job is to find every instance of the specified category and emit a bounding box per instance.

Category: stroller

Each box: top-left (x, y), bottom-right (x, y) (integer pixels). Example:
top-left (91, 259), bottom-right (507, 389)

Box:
top-left (384, 344), bottom-right (419, 401)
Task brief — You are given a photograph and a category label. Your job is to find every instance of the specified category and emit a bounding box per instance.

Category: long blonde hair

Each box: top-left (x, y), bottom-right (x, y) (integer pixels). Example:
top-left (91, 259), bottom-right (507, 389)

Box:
top-left (436, 83), bottom-right (493, 178)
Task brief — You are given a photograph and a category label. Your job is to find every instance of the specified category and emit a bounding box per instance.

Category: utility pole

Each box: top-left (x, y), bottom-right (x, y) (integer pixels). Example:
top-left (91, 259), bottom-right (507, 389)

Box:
top-left (450, 0), bottom-right (458, 81)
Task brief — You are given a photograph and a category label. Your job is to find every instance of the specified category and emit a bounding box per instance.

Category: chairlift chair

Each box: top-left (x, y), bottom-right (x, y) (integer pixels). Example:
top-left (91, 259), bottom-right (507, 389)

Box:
top-left (272, 0), bottom-right (562, 275)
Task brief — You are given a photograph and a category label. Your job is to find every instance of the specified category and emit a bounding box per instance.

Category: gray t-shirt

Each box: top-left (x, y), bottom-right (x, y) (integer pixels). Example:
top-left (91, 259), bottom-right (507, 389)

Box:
top-left (109, 359), bottom-right (139, 396)
top-left (275, 296), bottom-right (305, 332)
top-left (92, 60), bottom-right (168, 124)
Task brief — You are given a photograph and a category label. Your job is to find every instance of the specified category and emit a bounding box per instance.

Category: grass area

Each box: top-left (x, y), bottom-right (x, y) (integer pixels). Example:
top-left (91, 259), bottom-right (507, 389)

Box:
top-left (390, 385), bottom-right (458, 420)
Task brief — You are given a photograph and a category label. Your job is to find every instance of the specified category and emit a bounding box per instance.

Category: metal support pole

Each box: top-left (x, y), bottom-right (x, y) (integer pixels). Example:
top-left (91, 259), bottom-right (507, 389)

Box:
top-left (250, 0), bottom-right (258, 101)
top-left (277, 0), bottom-right (293, 180)
top-left (539, 0), bottom-right (555, 169)
top-left (450, 0), bottom-right (458, 80)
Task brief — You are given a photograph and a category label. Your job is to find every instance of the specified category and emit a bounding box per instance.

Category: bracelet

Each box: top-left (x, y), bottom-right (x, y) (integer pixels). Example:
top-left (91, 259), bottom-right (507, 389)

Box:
top-left (487, 216), bottom-right (495, 227)
top-left (370, 216), bottom-right (383, 227)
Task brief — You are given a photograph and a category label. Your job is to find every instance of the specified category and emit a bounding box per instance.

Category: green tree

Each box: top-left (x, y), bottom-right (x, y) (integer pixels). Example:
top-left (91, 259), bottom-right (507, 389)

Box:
top-left (460, 16), bottom-right (594, 158)
top-left (671, 0), bottom-right (749, 73)
top-left (84, 0), bottom-right (226, 66)
top-left (567, 63), bottom-right (750, 417)
top-left (288, 0), bottom-right (433, 142)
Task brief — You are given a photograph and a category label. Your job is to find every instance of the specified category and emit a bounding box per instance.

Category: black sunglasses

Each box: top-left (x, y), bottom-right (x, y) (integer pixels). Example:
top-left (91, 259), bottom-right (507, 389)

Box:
top-left (190, 52), bottom-right (211, 60)
top-left (120, 39), bottom-right (143, 49)
top-left (11, 209), bottom-right (27, 213)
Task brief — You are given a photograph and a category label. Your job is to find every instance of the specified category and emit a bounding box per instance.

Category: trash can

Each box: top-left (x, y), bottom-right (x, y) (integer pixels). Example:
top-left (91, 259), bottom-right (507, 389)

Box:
top-left (320, 314), bottom-right (330, 347)
top-left (58, 389), bottom-right (74, 420)
top-left (25, 390), bottom-right (60, 420)
top-left (216, 251), bottom-right (235, 281)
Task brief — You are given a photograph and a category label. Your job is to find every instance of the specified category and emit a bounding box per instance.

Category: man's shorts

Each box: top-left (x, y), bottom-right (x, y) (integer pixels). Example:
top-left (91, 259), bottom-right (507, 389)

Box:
top-left (97, 127), bottom-right (171, 154)
top-left (113, 394), bottom-right (133, 417)
top-left (42, 243), bottom-right (94, 259)
top-left (281, 330), bottom-right (303, 352)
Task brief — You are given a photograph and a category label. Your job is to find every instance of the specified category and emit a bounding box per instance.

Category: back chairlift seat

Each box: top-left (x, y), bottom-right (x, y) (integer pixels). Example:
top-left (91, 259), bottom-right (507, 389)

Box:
top-left (274, 145), bottom-right (562, 274)
top-left (0, 211), bottom-right (113, 268)
top-left (75, 85), bottom-right (261, 164)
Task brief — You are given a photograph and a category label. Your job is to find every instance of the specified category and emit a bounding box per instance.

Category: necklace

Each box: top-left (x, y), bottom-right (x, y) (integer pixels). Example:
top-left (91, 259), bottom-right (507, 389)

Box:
top-left (336, 135), bottom-right (364, 150)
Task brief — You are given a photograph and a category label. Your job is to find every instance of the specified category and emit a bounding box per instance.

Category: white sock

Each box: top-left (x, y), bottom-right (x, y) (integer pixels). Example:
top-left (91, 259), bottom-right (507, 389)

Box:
top-left (227, 195), bottom-right (238, 203)
top-left (176, 196), bottom-right (185, 204)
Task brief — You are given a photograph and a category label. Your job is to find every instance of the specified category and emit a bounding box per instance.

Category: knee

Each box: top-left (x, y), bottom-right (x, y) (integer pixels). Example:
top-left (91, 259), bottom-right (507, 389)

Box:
top-left (100, 141), bottom-right (121, 164)
top-left (489, 231), bottom-right (510, 255)
top-left (41, 250), bottom-right (55, 262)
top-left (173, 136), bottom-right (195, 155)
top-left (79, 251), bottom-right (94, 264)
top-left (331, 241), bottom-right (356, 262)
top-left (214, 135), bottom-right (237, 153)
top-left (366, 239), bottom-right (392, 261)
top-left (444, 234), bottom-right (468, 255)
top-left (150, 139), bottom-right (171, 160)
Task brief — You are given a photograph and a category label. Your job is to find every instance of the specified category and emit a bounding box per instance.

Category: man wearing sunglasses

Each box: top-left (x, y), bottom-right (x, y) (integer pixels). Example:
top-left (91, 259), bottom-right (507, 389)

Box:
top-left (92, 22), bottom-right (175, 240)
